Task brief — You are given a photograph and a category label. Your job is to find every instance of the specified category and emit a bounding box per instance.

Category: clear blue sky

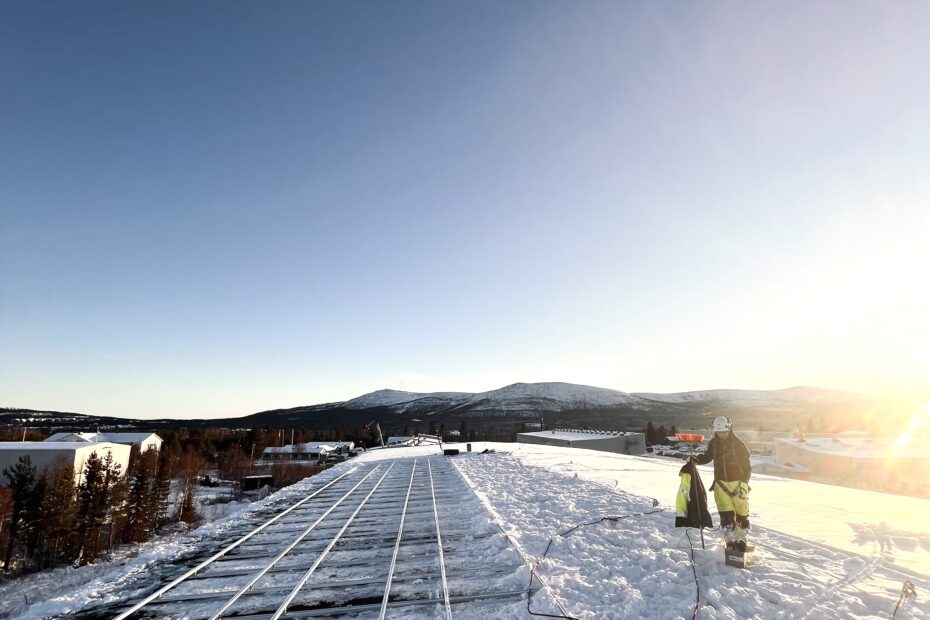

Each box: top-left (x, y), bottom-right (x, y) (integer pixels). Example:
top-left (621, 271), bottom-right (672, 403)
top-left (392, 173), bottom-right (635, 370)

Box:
top-left (2, 1), bottom-right (929, 418)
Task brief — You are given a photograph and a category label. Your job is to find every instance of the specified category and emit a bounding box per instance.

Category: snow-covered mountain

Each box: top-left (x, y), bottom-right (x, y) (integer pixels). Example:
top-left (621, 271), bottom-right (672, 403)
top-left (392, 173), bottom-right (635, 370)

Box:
top-left (338, 382), bottom-right (877, 417)
top-left (341, 382), bottom-right (647, 415)
top-left (5, 382), bottom-right (887, 433)
top-left (284, 381), bottom-right (889, 432)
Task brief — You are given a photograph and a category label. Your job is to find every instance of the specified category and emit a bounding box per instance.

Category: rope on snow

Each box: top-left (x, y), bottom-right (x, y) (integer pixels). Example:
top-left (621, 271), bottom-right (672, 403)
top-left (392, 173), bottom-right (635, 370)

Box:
top-left (526, 501), bottom-right (665, 619)
top-left (891, 580), bottom-right (917, 619)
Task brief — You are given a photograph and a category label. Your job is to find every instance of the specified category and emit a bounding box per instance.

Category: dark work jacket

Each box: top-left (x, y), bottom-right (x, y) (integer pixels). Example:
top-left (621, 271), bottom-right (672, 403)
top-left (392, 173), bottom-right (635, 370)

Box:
top-left (693, 432), bottom-right (751, 483)
top-left (675, 460), bottom-right (713, 529)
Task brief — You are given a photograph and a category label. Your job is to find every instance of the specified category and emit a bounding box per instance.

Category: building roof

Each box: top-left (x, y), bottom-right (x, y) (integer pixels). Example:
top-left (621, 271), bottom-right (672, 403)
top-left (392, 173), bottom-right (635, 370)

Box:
top-left (518, 429), bottom-right (636, 442)
top-left (43, 432), bottom-right (161, 444)
top-left (0, 441), bottom-right (126, 451)
top-left (261, 442), bottom-right (351, 454)
top-left (44, 432), bottom-right (96, 442)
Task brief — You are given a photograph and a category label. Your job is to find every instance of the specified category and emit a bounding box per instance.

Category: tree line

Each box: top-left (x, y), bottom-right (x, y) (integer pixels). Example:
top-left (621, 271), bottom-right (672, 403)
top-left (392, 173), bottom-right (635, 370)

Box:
top-left (1, 446), bottom-right (176, 572)
top-left (644, 421), bottom-right (679, 446)
top-left (0, 425), bottom-right (374, 574)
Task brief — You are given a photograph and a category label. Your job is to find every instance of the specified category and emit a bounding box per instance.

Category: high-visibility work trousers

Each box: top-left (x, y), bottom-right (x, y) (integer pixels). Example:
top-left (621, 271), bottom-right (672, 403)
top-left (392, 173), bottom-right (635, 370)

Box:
top-left (713, 480), bottom-right (750, 529)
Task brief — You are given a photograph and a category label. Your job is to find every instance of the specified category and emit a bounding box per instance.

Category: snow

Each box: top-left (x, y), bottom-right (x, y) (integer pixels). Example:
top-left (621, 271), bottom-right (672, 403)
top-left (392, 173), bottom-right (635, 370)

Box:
top-left (343, 389), bottom-right (469, 409)
top-left (776, 436), bottom-right (926, 458)
top-left (345, 382), bottom-right (639, 413)
top-left (0, 441), bottom-right (113, 451)
top-left (468, 382), bottom-right (636, 407)
top-left (4, 443), bottom-right (928, 619)
top-left (633, 386), bottom-right (874, 406)
top-left (518, 429), bottom-right (635, 442)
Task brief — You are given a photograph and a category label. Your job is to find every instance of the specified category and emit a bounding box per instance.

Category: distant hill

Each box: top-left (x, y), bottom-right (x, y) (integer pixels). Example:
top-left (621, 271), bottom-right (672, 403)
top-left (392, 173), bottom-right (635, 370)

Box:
top-left (2, 382), bottom-right (892, 435)
top-left (230, 382), bottom-right (890, 434)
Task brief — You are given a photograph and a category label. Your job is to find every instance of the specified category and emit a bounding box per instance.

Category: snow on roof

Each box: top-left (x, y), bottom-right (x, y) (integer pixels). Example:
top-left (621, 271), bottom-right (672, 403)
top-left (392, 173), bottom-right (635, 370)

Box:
top-left (0, 441), bottom-right (124, 451)
top-left (99, 432), bottom-right (160, 443)
top-left (261, 442), bottom-right (351, 454)
top-left (43, 432), bottom-right (161, 444)
top-left (518, 429), bottom-right (635, 442)
top-left (43, 432), bottom-right (97, 442)
top-left (8, 440), bottom-right (930, 619)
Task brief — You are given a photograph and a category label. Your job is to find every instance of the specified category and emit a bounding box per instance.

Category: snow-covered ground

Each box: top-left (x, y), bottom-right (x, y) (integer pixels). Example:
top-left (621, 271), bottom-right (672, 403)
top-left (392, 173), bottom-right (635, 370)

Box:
top-left (2, 443), bottom-right (927, 619)
top-left (358, 443), bottom-right (930, 619)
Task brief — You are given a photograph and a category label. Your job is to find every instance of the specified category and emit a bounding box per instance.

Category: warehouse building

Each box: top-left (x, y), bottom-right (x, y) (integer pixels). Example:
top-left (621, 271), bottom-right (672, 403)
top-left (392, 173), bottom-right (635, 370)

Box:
top-left (0, 441), bottom-right (132, 481)
top-left (44, 431), bottom-right (163, 452)
top-left (516, 429), bottom-right (646, 455)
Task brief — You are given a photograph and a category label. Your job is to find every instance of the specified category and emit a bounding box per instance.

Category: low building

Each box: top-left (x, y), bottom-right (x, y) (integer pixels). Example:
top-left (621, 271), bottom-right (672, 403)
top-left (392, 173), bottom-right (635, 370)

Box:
top-left (44, 431), bottom-right (162, 452)
top-left (775, 434), bottom-right (930, 496)
top-left (516, 429), bottom-right (646, 455)
top-left (386, 436), bottom-right (413, 446)
top-left (259, 441), bottom-right (354, 464)
top-left (0, 441), bottom-right (132, 481)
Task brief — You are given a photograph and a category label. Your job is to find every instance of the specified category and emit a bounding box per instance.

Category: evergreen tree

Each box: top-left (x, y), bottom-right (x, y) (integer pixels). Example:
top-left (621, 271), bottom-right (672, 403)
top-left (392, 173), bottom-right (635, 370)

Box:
top-left (3, 455), bottom-right (37, 570)
top-left (72, 451), bottom-right (121, 565)
top-left (123, 448), bottom-right (157, 543)
top-left (34, 462), bottom-right (76, 568)
top-left (151, 449), bottom-right (174, 528)
top-left (645, 421), bottom-right (656, 446)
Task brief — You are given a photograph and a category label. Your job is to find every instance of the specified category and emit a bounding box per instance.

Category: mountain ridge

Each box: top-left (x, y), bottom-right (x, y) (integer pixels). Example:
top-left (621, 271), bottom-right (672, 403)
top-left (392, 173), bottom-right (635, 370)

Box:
top-left (1, 382), bottom-right (890, 433)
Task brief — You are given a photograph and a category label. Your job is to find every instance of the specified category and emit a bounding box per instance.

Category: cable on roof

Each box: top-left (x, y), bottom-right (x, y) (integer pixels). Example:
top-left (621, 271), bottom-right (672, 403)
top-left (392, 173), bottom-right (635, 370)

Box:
top-left (685, 529), bottom-right (702, 620)
top-left (892, 580), bottom-right (917, 619)
top-left (527, 502), bottom-right (665, 619)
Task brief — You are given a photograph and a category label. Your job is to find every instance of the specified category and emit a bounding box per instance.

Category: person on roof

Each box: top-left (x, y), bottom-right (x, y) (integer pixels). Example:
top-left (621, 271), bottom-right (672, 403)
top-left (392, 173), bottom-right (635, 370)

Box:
top-left (691, 415), bottom-right (752, 550)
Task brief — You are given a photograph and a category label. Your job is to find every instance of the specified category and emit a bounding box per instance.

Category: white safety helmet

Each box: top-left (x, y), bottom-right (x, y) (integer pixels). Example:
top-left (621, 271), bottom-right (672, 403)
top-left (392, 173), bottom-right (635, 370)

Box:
top-left (711, 415), bottom-right (732, 433)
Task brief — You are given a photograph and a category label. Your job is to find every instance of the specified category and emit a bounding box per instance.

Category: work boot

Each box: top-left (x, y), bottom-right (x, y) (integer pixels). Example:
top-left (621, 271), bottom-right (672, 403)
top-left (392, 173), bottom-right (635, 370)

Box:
top-left (723, 525), bottom-right (737, 548)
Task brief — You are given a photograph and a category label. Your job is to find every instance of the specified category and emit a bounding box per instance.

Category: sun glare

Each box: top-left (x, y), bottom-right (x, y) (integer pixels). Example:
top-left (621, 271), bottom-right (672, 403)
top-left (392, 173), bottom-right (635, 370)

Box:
top-left (893, 402), bottom-right (929, 449)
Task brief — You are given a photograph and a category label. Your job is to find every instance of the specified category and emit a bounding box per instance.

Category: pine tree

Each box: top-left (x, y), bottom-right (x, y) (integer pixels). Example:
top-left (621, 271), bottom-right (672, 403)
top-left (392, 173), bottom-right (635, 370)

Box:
top-left (656, 425), bottom-right (668, 443)
top-left (72, 450), bottom-right (121, 565)
top-left (645, 421), bottom-right (656, 446)
top-left (35, 462), bottom-right (76, 568)
top-left (3, 455), bottom-right (37, 570)
top-left (151, 449), bottom-right (174, 529)
top-left (174, 447), bottom-right (204, 524)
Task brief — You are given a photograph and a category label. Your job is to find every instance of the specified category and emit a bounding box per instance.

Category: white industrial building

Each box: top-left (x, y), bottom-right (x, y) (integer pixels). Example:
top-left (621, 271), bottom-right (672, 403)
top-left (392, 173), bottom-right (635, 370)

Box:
top-left (0, 441), bottom-right (132, 481)
top-left (516, 429), bottom-right (646, 455)
top-left (44, 431), bottom-right (162, 452)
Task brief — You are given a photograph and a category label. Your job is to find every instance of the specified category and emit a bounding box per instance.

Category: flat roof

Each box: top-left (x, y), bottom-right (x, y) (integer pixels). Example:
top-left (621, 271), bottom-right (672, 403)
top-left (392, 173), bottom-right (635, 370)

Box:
top-left (0, 441), bottom-right (125, 451)
top-left (518, 430), bottom-right (634, 442)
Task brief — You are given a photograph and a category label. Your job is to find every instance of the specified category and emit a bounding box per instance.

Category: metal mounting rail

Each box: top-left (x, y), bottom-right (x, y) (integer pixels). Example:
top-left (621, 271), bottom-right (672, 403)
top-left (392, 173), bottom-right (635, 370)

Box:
top-left (109, 456), bottom-right (531, 620)
top-left (429, 458), bottom-right (453, 619)
top-left (112, 468), bottom-right (358, 620)
top-left (208, 465), bottom-right (383, 620)
top-left (148, 563), bottom-right (526, 606)
top-left (223, 589), bottom-right (535, 619)
top-left (379, 458), bottom-right (418, 619)
top-left (271, 462), bottom-right (396, 619)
